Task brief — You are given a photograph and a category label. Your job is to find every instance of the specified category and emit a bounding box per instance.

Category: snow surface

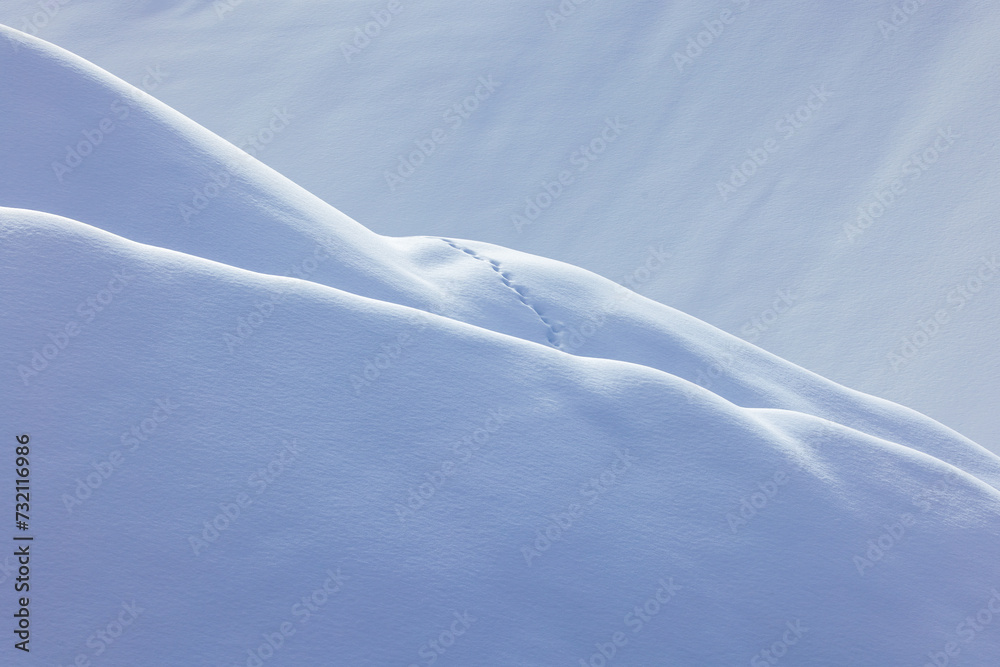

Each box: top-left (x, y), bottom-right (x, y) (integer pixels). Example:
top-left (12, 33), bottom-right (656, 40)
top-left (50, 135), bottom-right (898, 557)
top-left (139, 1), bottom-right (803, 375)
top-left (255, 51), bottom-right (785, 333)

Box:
top-left (1, 0), bottom-right (997, 452)
top-left (2, 13), bottom-right (1000, 667)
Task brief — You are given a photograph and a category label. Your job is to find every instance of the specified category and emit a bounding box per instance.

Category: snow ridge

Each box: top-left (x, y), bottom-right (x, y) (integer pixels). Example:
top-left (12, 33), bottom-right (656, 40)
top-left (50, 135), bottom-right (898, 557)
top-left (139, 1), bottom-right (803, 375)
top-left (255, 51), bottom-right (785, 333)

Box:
top-left (441, 237), bottom-right (561, 347)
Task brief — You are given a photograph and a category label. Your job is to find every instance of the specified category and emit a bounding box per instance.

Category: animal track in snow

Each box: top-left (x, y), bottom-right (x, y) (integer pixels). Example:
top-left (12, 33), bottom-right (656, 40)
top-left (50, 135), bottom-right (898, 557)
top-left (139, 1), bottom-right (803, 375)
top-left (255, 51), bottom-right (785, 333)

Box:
top-left (440, 238), bottom-right (561, 347)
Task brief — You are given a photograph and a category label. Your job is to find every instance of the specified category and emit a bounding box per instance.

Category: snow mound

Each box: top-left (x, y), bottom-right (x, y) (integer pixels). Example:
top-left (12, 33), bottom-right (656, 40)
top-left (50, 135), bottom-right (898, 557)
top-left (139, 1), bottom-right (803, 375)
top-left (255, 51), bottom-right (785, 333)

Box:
top-left (2, 207), bottom-right (1000, 664)
top-left (3, 1), bottom-right (997, 448)
top-left (2, 25), bottom-right (996, 493)
top-left (2, 23), bottom-right (1000, 666)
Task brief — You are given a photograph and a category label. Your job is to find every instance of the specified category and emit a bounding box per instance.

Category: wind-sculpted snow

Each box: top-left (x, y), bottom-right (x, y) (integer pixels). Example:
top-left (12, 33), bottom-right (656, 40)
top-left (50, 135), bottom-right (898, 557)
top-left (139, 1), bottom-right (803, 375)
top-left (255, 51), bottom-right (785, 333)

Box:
top-left (2, 207), bottom-right (999, 664)
top-left (0, 26), bottom-right (556, 348)
top-left (2, 26), bottom-right (997, 496)
top-left (2, 1), bottom-right (997, 450)
top-left (3, 17), bottom-right (1000, 666)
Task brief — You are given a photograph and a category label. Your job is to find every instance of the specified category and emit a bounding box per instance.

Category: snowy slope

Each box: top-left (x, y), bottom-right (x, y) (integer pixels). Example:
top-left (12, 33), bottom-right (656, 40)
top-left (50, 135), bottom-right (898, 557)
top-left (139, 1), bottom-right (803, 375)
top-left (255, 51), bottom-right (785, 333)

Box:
top-left (1, 0), bottom-right (997, 451)
top-left (2, 26), bottom-right (996, 492)
top-left (3, 207), bottom-right (1000, 666)
top-left (3, 14), bottom-right (1000, 667)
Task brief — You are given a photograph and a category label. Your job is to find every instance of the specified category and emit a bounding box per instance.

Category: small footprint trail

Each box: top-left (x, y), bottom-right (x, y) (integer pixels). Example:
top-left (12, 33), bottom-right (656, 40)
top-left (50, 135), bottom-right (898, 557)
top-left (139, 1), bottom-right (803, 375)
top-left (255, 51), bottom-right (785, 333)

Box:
top-left (440, 238), bottom-right (562, 348)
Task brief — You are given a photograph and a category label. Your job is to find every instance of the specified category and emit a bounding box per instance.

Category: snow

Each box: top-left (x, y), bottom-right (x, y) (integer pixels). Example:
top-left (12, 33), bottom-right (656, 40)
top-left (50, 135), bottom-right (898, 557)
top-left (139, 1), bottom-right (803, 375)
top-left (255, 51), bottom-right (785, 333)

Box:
top-left (2, 9), bottom-right (1000, 667)
top-left (4, 204), bottom-right (1000, 665)
top-left (2, 0), bottom-right (997, 451)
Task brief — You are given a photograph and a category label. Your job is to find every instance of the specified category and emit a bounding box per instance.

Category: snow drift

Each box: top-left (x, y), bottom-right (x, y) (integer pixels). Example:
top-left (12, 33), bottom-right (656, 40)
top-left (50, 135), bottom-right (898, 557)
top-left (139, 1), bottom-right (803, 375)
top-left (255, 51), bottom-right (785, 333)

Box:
top-left (1, 23), bottom-right (1000, 667)
top-left (3, 0), bottom-right (997, 449)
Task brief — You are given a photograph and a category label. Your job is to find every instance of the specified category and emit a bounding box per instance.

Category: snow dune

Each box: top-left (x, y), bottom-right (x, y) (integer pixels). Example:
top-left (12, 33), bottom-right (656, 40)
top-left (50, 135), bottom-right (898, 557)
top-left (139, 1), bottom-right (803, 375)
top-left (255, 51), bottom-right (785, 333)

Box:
top-left (2, 22), bottom-right (1000, 667)
top-left (3, 0), bottom-right (996, 450)
top-left (2, 26), bottom-right (995, 488)
top-left (4, 205), bottom-right (1000, 665)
